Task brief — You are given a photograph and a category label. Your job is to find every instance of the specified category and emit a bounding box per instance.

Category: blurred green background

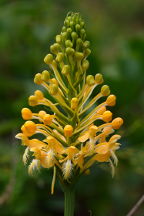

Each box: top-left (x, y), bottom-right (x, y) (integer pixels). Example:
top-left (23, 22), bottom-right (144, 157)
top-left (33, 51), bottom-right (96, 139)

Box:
top-left (0, 0), bottom-right (144, 215)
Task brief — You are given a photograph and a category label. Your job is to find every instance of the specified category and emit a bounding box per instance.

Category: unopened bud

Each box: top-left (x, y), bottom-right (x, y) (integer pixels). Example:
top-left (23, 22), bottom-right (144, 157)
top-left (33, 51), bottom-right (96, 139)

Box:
top-left (102, 111), bottom-right (112, 122)
top-left (49, 84), bottom-right (58, 95)
top-left (75, 52), bottom-right (84, 60)
top-left (64, 125), bottom-right (73, 137)
top-left (50, 43), bottom-right (60, 54)
top-left (101, 85), bottom-right (110, 96)
top-left (62, 65), bottom-right (70, 75)
top-left (34, 73), bottom-right (43, 85)
top-left (28, 95), bottom-right (38, 106)
top-left (75, 24), bottom-right (81, 31)
top-left (43, 114), bottom-right (53, 125)
top-left (95, 73), bottom-right (103, 84)
top-left (61, 32), bottom-right (67, 40)
top-left (71, 98), bottom-right (78, 110)
top-left (21, 108), bottom-right (32, 120)
top-left (71, 32), bottom-right (78, 40)
top-left (56, 52), bottom-right (64, 62)
top-left (34, 90), bottom-right (44, 100)
top-left (56, 35), bottom-right (62, 43)
top-left (84, 48), bottom-right (91, 57)
top-left (41, 70), bottom-right (50, 82)
top-left (112, 117), bottom-right (123, 129)
top-left (66, 47), bottom-right (74, 55)
top-left (65, 40), bottom-right (73, 48)
top-left (67, 28), bottom-right (72, 34)
top-left (89, 125), bottom-right (98, 136)
top-left (82, 60), bottom-right (89, 70)
top-left (86, 75), bottom-right (95, 86)
top-left (44, 54), bottom-right (53, 64)
top-left (106, 95), bottom-right (116, 106)
top-left (83, 41), bottom-right (90, 48)
top-left (38, 110), bottom-right (46, 119)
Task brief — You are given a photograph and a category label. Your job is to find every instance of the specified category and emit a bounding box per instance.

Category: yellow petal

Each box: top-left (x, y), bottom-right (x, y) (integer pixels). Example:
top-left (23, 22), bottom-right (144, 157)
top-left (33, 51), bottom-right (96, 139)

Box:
top-left (78, 131), bottom-right (89, 142)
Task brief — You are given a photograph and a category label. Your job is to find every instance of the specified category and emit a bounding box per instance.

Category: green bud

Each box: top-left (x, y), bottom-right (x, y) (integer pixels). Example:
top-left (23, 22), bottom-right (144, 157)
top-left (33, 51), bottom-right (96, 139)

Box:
top-left (44, 54), bottom-right (53, 64)
top-left (70, 21), bottom-right (74, 27)
top-left (75, 52), bottom-right (84, 61)
top-left (95, 73), bottom-right (103, 84)
top-left (80, 21), bottom-right (85, 27)
top-left (41, 70), bottom-right (50, 82)
top-left (101, 85), bottom-right (110, 96)
top-left (83, 41), bottom-right (90, 48)
top-left (50, 43), bottom-right (60, 54)
top-left (67, 28), bottom-right (72, 34)
top-left (84, 48), bottom-right (91, 57)
top-left (66, 47), bottom-right (74, 55)
top-left (64, 19), bottom-right (69, 26)
top-left (82, 60), bottom-right (89, 70)
top-left (65, 40), bottom-right (73, 48)
top-left (62, 65), bottom-right (70, 75)
top-left (86, 75), bottom-right (95, 86)
top-left (71, 32), bottom-right (78, 40)
top-left (61, 32), bottom-right (67, 40)
top-left (56, 35), bottom-right (62, 43)
top-left (75, 24), bottom-right (81, 31)
top-left (34, 73), bottom-right (42, 85)
top-left (62, 26), bottom-right (66, 32)
top-left (76, 38), bottom-right (83, 46)
top-left (56, 52), bottom-right (64, 62)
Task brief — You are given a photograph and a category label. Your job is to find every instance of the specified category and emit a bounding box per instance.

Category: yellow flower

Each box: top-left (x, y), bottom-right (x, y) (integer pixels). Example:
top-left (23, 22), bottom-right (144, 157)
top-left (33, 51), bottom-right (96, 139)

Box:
top-left (16, 12), bottom-right (123, 194)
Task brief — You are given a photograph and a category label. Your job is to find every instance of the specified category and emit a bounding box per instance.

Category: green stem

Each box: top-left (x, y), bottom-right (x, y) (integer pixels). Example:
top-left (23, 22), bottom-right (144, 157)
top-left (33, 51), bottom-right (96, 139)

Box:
top-left (64, 185), bottom-right (75, 216)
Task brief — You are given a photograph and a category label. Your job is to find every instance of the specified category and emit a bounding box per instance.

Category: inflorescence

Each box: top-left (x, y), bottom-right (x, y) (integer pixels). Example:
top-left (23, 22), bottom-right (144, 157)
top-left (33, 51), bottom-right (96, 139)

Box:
top-left (16, 12), bottom-right (123, 194)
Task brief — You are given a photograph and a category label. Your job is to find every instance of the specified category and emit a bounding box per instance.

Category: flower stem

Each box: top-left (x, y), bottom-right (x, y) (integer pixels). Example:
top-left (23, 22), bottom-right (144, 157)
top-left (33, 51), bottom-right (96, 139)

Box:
top-left (64, 185), bottom-right (75, 216)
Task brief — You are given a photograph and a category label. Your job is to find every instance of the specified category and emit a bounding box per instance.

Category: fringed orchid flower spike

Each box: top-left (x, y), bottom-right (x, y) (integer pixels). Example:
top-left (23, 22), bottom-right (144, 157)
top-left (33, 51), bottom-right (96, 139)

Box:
top-left (16, 12), bottom-right (123, 216)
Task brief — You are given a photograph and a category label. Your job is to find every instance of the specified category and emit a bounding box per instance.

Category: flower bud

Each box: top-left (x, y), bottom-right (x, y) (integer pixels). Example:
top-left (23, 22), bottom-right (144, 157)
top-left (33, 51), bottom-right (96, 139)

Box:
top-left (86, 75), bottom-right (95, 86)
top-left (75, 52), bottom-right (84, 61)
top-left (41, 70), bottom-right (50, 82)
top-left (102, 111), bottom-right (112, 122)
top-left (66, 47), bottom-right (74, 55)
top-left (49, 84), bottom-right (58, 95)
top-left (84, 48), bottom-right (91, 57)
top-left (65, 40), bottom-right (73, 47)
top-left (95, 73), bottom-right (103, 84)
top-left (101, 85), bottom-right (110, 96)
top-left (89, 125), bottom-right (98, 136)
top-left (38, 110), bottom-right (46, 119)
top-left (50, 43), bottom-right (60, 54)
top-left (82, 60), bottom-right (89, 70)
top-left (106, 95), bottom-right (116, 106)
top-left (34, 73), bottom-right (43, 85)
top-left (62, 65), bottom-right (70, 75)
top-left (21, 108), bottom-right (32, 120)
top-left (112, 117), bottom-right (123, 129)
top-left (61, 32), bottom-right (67, 40)
top-left (28, 95), bottom-right (38, 106)
top-left (71, 98), bottom-right (78, 110)
top-left (75, 24), bottom-right (81, 31)
top-left (71, 32), bottom-right (78, 40)
top-left (56, 52), bottom-right (64, 62)
top-left (67, 28), bottom-right (72, 34)
top-left (50, 78), bottom-right (58, 85)
top-left (56, 35), bottom-right (62, 43)
top-left (83, 41), bottom-right (90, 48)
top-left (97, 106), bottom-right (106, 115)
top-left (43, 114), bottom-right (53, 125)
top-left (64, 125), bottom-right (73, 137)
top-left (34, 90), bottom-right (44, 100)
top-left (22, 121), bottom-right (36, 136)
top-left (44, 54), bottom-right (53, 64)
